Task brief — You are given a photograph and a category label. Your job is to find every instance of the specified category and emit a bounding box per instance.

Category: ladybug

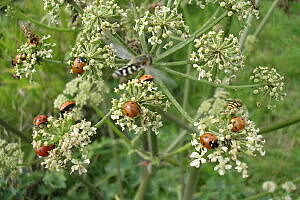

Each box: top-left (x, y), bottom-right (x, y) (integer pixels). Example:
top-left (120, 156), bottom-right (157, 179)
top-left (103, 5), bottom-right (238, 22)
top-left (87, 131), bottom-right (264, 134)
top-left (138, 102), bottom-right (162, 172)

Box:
top-left (122, 101), bottom-right (140, 118)
top-left (60, 101), bottom-right (76, 113)
top-left (199, 133), bottom-right (219, 149)
top-left (34, 144), bottom-right (55, 157)
top-left (32, 115), bottom-right (48, 126)
top-left (72, 57), bottom-right (87, 74)
top-left (11, 54), bottom-right (26, 66)
top-left (230, 116), bottom-right (246, 132)
top-left (139, 74), bottom-right (154, 82)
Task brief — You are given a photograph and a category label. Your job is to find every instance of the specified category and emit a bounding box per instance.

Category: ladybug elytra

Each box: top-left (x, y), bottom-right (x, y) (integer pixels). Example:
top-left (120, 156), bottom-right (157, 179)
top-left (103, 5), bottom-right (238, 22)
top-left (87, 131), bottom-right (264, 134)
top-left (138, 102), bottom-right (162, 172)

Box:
top-left (60, 101), bottom-right (76, 113)
top-left (34, 144), bottom-right (55, 157)
top-left (122, 101), bottom-right (140, 118)
top-left (33, 115), bottom-right (48, 126)
top-left (72, 57), bottom-right (87, 74)
top-left (199, 133), bottom-right (219, 149)
top-left (139, 74), bottom-right (154, 82)
top-left (230, 116), bottom-right (246, 132)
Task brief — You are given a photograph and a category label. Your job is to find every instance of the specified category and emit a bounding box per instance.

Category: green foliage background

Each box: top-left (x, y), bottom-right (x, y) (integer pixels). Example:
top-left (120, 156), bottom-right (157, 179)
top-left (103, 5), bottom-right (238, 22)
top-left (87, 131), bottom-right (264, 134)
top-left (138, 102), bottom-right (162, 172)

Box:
top-left (0, 0), bottom-right (300, 199)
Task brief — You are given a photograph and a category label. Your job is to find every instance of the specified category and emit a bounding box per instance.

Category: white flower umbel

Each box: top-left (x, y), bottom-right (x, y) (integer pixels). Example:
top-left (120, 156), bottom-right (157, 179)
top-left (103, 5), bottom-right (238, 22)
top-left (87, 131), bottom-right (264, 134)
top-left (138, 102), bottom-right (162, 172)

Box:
top-left (191, 30), bottom-right (244, 83)
top-left (32, 113), bottom-right (96, 174)
top-left (188, 0), bottom-right (258, 20)
top-left (282, 181), bottom-right (297, 193)
top-left (54, 76), bottom-right (109, 109)
top-left (251, 66), bottom-right (286, 109)
top-left (111, 79), bottom-right (170, 135)
top-left (13, 35), bottom-right (55, 79)
top-left (262, 181), bottom-right (277, 193)
top-left (190, 89), bottom-right (265, 178)
top-left (0, 139), bottom-right (24, 178)
top-left (134, 6), bottom-right (189, 49)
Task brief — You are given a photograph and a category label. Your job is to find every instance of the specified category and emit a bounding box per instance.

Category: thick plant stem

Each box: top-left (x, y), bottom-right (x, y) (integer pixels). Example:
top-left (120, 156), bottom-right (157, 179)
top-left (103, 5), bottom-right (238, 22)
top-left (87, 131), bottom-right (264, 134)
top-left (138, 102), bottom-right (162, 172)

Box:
top-left (182, 168), bottom-right (200, 200)
top-left (41, 59), bottom-right (67, 65)
top-left (154, 60), bottom-right (192, 66)
top-left (0, 117), bottom-right (31, 143)
top-left (260, 114), bottom-right (300, 134)
top-left (156, 79), bottom-right (194, 123)
top-left (253, 0), bottom-right (281, 38)
top-left (78, 176), bottom-right (104, 200)
top-left (162, 67), bottom-right (264, 89)
top-left (94, 110), bottom-right (112, 128)
top-left (134, 168), bottom-right (151, 200)
top-left (154, 12), bottom-right (227, 62)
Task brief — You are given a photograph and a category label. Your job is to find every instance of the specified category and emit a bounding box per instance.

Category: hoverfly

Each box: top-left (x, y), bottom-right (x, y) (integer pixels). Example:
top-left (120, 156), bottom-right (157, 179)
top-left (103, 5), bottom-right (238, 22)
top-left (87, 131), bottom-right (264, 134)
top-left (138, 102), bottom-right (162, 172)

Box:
top-left (224, 99), bottom-right (243, 115)
top-left (111, 42), bottom-right (177, 88)
top-left (20, 22), bottom-right (39, 46)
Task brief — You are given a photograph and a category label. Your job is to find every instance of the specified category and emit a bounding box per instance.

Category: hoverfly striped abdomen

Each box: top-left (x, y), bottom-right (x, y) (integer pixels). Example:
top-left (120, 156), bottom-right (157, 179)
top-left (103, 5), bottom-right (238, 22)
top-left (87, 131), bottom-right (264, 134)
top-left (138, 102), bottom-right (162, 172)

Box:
top-left (225, 99), bottom-right (243, 114)
top-left (112, 64), bottom-right (143, 78)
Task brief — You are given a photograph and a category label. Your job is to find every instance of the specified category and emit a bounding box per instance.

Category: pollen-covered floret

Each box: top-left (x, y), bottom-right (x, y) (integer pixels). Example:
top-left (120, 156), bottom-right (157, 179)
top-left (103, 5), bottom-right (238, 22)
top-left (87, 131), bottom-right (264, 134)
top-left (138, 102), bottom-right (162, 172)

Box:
top-left (191, 30), bottom-right (244, 83)
top-left (0, 139), bottom-right (24, 178)
top-left (13, 35), bottom-right (55, 79)
top-left (250, 66), bottom-right (286, 109)
top-left (134, 6), bottom-right (189, 49)
top-left (110, 79), bottom-right (170, 135)
top-left (54, 76), bottom-right (109, 109)
top-left (190, 89), bottom-right (265, 178)
top-left (32, 113), bottom-right (97, 174)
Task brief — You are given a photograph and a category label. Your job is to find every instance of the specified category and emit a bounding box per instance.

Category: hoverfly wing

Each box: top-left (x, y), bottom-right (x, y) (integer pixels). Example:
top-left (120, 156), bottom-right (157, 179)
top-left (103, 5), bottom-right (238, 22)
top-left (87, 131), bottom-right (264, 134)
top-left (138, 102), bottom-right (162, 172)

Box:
top-left (110, 42), bottom-right (133, 60)
top-left (145, 66), bottom-right (177, 89)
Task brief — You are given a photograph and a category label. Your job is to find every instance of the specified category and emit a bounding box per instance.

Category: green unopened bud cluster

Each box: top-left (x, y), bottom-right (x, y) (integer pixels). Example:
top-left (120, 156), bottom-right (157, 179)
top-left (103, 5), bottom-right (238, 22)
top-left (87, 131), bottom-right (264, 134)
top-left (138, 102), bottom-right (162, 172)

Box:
top-left (191, 30), bottom-right (244, 83)
top-left (111, 79), bottom-right (170, 135)
top-left (0, 139), bottom-right (23, 179)
top-left (251, 66), bottom-right (286, 109)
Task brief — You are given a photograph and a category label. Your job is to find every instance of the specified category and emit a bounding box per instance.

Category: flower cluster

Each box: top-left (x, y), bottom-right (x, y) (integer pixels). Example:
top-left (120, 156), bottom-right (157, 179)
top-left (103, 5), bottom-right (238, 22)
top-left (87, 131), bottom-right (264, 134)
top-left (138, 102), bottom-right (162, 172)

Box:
top-left (54, 75), bottom-right (109, 109)
top-left (81, 0), bottom-right (126, 40)
top-left (190, 89), bottom-right (265, 178)
top-left (188, 0), bottom-right (258, 20)
top-left (111, 79), bottom-right (170, 135)
top-left (12, 35), bottom-right (55, 79)
top-left (0, 139), bottom-right (23, 178)
top-left (262, 180), bottom-right (297, 199)
top-left (134, 6), bottom-right (189, 49)
top-left (32, 112), bottom-right (97, 174)
top-left (190, 30), bottom-right (244, 83)
top-left (250, 66), bottom-right (286, 109)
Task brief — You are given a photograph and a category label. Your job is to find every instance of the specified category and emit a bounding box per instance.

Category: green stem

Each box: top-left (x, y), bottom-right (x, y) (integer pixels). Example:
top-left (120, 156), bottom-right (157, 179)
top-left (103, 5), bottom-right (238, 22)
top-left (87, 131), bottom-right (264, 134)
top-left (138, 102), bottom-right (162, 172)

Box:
top-left (164, 143), bottom-right (192, 157)
top-left (0, 117), bottom-right (31, 143)
top-left (108, 128), bottom-right (125, 200)
top-left (153, 12), bottom-right (227, 62)
top-left (134, 168), bottom-right (151, 200)
top-left (162, 67), bottom-right (264, 89)
top-left (239, 0), bottom-right (261, 50)
top-left (156, 79), bottom-right (194, 123)
top-left (16, 11), bottom-right (76, 32)
top-left (94, 110), bottom-right (112, 128)
top-left (153, 60), bottom-right (192, 66)
top-left (182, 168), bottom-right (200, 200)
top-left (149, 134), bottom-right (158, 157)
top-left (223, 16), bottom-right (233, 38)
top-left (160, 111), bottom-right (196, 133)
top-left (77, 176), bottom-right (104, 200)
top-left (253, 0), bottom-right (280, 38)
top-left (41, 59), bottom-right (67, 65)
top-left (260, 114), bottom-right (300, 134)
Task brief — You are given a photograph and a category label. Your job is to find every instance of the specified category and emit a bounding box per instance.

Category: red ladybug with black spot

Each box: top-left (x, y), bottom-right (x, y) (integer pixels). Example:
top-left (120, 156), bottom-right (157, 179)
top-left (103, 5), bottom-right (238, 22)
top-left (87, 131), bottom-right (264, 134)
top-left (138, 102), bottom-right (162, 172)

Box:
top-left (230, 116), bottom-right (246, 132)
top-left (122, 101), bottom-right (141, 118)
top-left (35, 144), bottom-right (55, 157)
top-left (199, 133), bottom-right (219, 149)
top-left (72, 57), bottom-right (87, 74)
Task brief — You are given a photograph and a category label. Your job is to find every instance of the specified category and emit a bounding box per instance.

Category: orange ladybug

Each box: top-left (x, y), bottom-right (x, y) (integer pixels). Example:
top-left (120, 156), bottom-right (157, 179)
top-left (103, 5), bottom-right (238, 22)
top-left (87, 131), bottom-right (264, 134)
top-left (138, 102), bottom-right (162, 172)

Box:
top-left (199, 133), bottom-right (219, 149)
top-left (122, 101), bottom-right (140, 118)
top-left (33, 115), bottom-right (48, 126)
top-left (230, 116), bottom-right (246, 132)
top-left (60, 101), bottom-right (76, 113)
top-left (139, 74), bottom-right (154, 82)
top-left (72, 57), bottom-right (87, 74)
top-left (34, 144), bottom-right (55, 157)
